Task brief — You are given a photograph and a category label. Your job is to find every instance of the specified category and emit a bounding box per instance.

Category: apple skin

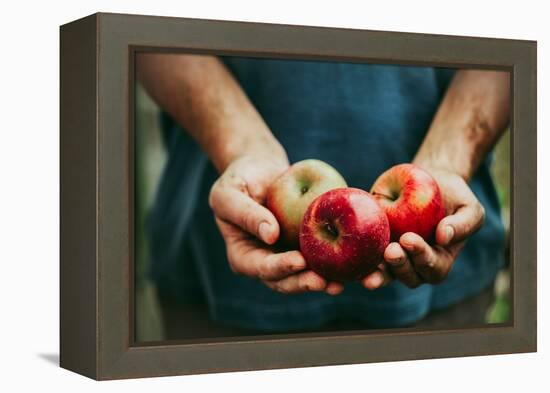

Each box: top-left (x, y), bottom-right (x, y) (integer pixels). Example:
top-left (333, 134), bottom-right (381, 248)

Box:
top-left (299, 188), bottom-right (390, 282)
top-left (267, 159), bottom-right (347, 247)
top-left (371, 163), bottom-right (446, 242)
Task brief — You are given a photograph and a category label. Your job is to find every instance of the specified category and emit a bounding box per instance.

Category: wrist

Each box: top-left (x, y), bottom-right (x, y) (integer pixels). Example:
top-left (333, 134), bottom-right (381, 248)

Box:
top-left (217, 134), bottom-right (289, 173)
top-left (412, 152), bottom-right (473, 182)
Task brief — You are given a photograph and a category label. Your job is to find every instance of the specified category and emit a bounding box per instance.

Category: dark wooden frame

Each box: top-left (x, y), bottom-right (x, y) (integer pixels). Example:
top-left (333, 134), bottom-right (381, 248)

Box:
top-left (60, 12), bottom-right (537, 380)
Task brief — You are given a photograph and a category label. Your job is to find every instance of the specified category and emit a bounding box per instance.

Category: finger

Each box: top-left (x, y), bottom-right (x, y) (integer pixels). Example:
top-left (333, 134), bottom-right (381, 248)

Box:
top-left (216, 218), bottom-right (307, 280)
top-left (240, 249), bottom-right (307, 281)
top-left (436, 203), bottom-right (485, 246)
top-left (258, 251), bottom-right (308, 281)
top-left (361, 263), bottom-right (392, 290)
top-left (400, 232), bottom-right (449, 283)
top-left (325, 282), bottom-right (344, 296)
top-left (210, 185), bottom-right (279, 244)
top-left (383, 242), bottom-right (423, 288)
top-left (265, 270), bottom-right (328, 294)
top-left (361, 267), bottom-right (392, 290)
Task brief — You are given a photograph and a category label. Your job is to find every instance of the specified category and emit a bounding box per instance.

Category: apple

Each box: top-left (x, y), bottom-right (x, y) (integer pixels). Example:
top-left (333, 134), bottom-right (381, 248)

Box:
top-left (299, 188), bottom-right (390, 282)
top-left (371, 163), bottom-right (445, 242)
top-left (266, 159), bottom-right (347, 247)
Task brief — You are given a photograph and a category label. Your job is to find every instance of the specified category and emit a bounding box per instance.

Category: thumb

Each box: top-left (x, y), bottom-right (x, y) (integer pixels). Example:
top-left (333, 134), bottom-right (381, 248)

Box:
top-left (436, 203), bottom-right (485, 246)
top-left (210, 185), bottom-right (280, 244)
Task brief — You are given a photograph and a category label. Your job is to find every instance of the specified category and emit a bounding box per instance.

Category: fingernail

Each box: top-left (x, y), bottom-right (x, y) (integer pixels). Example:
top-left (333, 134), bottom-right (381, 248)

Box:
top-left (401, 240), bottom-right (414, 250)
top-left (258, 221), bottom-right (271, 243)
top-left (326, 286), bottom-right (343, 296)
top-left (399, 234), bottom-right (414, 249)
top-left (445, 226), bottom-right (454, 244)
top-left (389, 255), bottom-right (402, 264)
top-left (292, 261), bottom-right (306, 271)
top-left (366, 274), bottom-right (383, 290)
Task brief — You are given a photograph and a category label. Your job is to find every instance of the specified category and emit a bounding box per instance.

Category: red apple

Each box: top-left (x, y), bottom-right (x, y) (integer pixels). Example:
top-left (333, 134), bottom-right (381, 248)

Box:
top-left (299, 188), bottom-right (390, 282)
top-left (267, 159), bottom-right (347, 247)
top-left (371, 163), bottom-right (445, 242)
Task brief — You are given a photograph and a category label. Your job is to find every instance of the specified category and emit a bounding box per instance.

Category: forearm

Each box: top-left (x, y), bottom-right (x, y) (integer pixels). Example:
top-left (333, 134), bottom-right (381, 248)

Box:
top-left (136, 53), bottom-right (287, 172)
top-left (414, 70), bottom-right (510, 181)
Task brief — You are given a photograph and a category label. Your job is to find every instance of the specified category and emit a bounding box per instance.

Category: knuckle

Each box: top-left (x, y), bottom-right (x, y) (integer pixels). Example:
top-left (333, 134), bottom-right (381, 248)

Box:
top-left (226, 251), bottom-right (242, 275)
top-left (414, 261), bottom-right (435, 278)
top-left (300, 273), bottom-right (320, 292)
top-left (270, 281), bottom-right (287, 294)
top-left (240, 209), bottom-right (258, 234)
top-left (247, 181), bottom-right (264, 202)
top-left (299, 277), bottom-right (311, 291)
top-left (233, 176), bottom-right (248, 194)
top-left (257, 262), bottom-right (271, 281)
top-left (279, 253), bottom-right (295, 272)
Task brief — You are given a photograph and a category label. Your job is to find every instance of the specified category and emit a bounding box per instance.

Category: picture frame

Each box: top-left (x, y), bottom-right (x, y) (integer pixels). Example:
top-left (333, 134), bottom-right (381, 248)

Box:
top-left (60, 12), bottom-right (537, 380)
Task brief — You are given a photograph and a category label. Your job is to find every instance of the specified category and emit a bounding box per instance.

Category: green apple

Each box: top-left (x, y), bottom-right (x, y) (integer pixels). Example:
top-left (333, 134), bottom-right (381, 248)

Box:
top-left (266, 159), bottom-right (347, 248)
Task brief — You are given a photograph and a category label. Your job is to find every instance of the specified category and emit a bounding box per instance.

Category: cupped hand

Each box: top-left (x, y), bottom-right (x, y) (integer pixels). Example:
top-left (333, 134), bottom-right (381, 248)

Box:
top-left (209, 155), bottom-right (344, 295)
top-left (362, 167), bottom-right (485, 290)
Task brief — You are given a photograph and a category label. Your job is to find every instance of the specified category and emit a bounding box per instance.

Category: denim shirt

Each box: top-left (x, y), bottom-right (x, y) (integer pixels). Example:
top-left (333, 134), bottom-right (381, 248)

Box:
top-left (147, 57), bottom-right (505, 331)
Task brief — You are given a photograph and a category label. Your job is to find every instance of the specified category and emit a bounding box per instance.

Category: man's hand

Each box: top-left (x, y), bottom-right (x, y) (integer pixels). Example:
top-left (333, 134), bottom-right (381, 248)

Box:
top-left (209, 155), bottom-right (345, 295)
top-left (362, 167), bottom-right (485, 289)
top-left (138, 54), bottom-right (346, 294)
top-left (361, 69), bottom-right (508, 290)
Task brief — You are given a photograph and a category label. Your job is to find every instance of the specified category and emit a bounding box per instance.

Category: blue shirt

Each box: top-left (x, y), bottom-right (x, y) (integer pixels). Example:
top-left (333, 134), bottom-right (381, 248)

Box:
top-left (147, 57), bottom-right (505, 331)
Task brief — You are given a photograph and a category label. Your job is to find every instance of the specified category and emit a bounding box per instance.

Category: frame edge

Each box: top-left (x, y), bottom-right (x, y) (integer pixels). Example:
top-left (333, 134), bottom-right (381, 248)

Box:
top-left (90, 13), bottom-right (537, 379)
top-left (60, 13), bottom-right (99, 380)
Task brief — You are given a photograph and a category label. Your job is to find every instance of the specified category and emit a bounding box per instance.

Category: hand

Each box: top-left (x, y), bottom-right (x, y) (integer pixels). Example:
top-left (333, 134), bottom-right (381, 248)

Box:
top-left (362, 167), bottom-right (485, 290)
top-left (209, 155), bottom-right (345, 295)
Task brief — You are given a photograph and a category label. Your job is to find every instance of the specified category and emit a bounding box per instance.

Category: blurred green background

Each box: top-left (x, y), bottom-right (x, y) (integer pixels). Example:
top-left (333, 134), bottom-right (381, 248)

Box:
top-left (134, 84), bottom-right (511, 342)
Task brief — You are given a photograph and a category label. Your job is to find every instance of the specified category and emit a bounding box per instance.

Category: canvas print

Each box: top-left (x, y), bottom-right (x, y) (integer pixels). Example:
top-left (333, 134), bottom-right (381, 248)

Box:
top-left (133, 53), bottom-right (510, 342)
